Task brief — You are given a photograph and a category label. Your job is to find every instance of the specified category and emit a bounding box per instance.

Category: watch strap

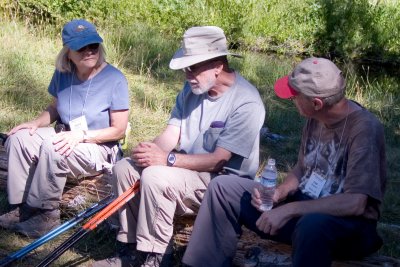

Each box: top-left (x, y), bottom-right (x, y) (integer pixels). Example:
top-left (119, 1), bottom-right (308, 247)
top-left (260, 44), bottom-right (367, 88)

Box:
top-left (167, 152), bottom-right (176, 167)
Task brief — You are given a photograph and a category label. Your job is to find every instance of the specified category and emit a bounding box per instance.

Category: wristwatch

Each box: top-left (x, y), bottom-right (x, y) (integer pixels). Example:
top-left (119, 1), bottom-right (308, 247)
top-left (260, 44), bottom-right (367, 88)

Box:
top-left (167, 152), bottom-right (176, 167)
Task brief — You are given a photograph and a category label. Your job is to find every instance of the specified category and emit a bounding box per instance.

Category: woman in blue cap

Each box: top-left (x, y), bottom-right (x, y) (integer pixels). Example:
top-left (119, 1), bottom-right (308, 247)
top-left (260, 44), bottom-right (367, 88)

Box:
top-left (0, 19), bottom-right (130, 238)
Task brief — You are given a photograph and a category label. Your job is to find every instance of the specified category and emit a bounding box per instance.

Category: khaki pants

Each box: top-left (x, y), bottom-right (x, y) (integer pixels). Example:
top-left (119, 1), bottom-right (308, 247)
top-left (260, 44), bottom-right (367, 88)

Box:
top-left (5, 128), bottom-right (115, 209)
top-left (113, 158), bottom-right (213, 254)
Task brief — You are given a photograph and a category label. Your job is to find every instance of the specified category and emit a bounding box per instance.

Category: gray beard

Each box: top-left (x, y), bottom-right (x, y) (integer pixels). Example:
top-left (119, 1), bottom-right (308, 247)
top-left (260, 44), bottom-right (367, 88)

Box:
top-left (190, 80), bottom-right (213, 95)
top-left (191, 87), bottom-right (209, 95)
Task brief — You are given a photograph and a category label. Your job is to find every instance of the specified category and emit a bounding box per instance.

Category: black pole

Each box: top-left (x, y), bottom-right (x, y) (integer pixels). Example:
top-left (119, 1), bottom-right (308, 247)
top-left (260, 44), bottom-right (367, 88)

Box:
top-left (36, 228), bottom-right (90, 267)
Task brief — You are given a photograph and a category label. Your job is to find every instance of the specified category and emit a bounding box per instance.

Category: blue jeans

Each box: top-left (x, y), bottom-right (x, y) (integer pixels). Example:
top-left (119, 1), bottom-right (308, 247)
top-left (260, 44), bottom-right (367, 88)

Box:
top-left (183, 175), bottom-right (382, 267)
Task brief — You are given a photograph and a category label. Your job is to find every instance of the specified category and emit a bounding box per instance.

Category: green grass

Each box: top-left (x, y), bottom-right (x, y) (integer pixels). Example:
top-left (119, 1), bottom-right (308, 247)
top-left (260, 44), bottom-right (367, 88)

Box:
top-left (0, 18), bottom-right (399, 265)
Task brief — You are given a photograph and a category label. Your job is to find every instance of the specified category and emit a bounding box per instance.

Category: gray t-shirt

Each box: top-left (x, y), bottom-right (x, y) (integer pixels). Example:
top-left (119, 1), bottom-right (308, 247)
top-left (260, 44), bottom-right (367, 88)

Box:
top-left (296, 102), bottom-right (386, 220)
top-left (169, 72), bottom-right (265, 178)
top-left (48, 64), bottom-right (129, 130)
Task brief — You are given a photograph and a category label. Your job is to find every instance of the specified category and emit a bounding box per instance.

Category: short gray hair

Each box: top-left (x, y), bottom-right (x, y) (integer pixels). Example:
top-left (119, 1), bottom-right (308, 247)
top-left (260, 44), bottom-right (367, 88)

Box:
top-left (322, 90), bottom-right (346, 106)
top-left (55, 44), bottom-right (106, 72)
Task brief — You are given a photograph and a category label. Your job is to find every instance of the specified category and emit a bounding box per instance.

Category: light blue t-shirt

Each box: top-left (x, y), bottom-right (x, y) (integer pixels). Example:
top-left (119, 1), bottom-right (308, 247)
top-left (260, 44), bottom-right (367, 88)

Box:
top-left (48, 64), bottom-right (129, 130)
top-left (169, 72), bottom-right (265, 178)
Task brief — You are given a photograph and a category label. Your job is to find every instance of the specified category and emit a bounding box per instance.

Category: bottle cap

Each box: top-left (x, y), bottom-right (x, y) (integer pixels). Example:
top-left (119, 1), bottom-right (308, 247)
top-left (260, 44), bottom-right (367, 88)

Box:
top-left (267, 158), bottom-right (276, 166)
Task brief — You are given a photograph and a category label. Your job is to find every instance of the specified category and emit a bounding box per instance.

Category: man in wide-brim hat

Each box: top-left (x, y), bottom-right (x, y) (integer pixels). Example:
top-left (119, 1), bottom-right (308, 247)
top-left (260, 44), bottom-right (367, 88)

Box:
top-left (93, 26), bottom-right (266, 267)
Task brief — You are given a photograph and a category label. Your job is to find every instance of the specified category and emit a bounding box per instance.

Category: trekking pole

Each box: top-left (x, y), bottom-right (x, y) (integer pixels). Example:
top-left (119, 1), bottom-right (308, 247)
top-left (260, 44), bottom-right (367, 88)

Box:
top-left (36, 181), bottom-right (140, 267)
top-left (0, 194), bottom-right (115, 267)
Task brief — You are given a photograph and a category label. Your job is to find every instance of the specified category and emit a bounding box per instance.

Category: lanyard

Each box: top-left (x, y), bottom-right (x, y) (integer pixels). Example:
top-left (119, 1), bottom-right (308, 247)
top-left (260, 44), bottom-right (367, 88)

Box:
top-left (313, 101), bottom-right (349, 172)
top-left (69, 69), bottom-right (93, 122)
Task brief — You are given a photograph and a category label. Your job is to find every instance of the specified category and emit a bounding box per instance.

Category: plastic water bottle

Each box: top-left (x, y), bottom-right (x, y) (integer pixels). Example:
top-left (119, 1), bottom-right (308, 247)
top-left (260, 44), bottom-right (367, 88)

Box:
top-left (258, 158), bottom-right (277, 211)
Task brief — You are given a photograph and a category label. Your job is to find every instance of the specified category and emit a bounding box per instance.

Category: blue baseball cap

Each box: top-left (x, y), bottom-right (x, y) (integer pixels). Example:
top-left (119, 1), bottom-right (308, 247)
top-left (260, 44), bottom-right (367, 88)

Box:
top-left (62, 19), bottom-right (103, 51)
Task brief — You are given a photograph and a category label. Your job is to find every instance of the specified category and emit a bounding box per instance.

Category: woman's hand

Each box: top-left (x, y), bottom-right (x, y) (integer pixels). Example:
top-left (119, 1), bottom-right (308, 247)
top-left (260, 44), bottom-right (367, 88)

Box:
top-left (7, 100), bottom-right (59, 136)
top-left (8, 120), bottom-right (41, 136)
top-left (53, 130), bottom-right (84, 156)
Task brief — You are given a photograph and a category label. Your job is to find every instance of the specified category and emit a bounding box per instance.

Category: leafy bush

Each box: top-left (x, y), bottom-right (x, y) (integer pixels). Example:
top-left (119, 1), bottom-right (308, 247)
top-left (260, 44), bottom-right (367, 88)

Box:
top-left (1, 0), bottom-right (399, 62)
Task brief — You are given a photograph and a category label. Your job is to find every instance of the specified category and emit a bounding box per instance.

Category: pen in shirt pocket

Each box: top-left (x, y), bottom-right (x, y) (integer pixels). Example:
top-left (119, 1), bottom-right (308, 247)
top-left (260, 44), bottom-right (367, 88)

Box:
top-left (210, 121), bottom-right (225, 128)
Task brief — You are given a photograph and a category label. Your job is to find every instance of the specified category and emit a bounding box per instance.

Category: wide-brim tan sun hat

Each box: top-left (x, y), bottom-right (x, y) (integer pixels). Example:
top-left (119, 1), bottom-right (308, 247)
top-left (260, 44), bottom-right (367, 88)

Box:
top-left (169, 26), bottom-right (241, 70)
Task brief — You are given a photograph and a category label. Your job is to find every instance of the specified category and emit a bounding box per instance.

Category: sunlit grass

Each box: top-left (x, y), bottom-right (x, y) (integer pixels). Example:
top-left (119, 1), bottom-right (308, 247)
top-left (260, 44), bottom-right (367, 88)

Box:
top-left (0, 18), bottom-right (399, 266)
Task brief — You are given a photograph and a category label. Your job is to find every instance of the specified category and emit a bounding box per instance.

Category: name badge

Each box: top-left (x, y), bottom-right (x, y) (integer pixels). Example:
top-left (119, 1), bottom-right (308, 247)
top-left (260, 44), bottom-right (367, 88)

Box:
top-left (69, 115), bottom-right (88, 131)
top-left (304, 171), bottom-right (326, 198)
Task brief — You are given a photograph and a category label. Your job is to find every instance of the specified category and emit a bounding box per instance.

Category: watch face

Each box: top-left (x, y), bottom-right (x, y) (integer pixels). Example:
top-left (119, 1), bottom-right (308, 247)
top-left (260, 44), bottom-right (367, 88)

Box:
top-left (167, 153), bottom-right (176, 166)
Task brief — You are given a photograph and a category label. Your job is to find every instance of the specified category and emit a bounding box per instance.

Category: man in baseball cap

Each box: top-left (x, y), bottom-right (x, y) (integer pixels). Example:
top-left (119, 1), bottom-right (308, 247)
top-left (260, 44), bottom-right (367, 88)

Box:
top-left (94, 26), bottom-right (265, 267)
top-left (182, 57), bottom-right (386, 267)
top-left (274, 57), bottom-right (345, 98)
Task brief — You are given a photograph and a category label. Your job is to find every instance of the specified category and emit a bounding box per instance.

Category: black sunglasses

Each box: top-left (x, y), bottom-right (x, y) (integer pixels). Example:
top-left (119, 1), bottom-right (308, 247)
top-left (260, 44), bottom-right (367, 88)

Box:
top-left (182, 60), bottom-right (215, 74)
top-left (77, 43), bottom-right (100, 53)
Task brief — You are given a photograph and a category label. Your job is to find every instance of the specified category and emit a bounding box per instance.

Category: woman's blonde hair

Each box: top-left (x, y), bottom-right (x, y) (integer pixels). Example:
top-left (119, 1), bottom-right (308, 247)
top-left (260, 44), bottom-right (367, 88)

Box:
top-left (55, 44), bottom-right (106, 72)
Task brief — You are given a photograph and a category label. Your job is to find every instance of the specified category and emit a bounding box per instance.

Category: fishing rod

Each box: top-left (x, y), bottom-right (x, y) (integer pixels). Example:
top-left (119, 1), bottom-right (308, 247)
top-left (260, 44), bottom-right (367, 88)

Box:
top-left (36, 181), bottom-right (140, 267)
top-left (0, 194), bottom-right (115, 267)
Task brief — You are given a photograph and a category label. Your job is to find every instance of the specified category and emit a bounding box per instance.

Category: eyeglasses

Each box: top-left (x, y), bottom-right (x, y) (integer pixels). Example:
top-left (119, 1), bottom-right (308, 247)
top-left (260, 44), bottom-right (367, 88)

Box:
top-left (183, 64), bottom-right (206, 74)
top-left (77, 43), bottom-right (100, 53)
top-left (182, 60), bottom-right (215, 75)
top-left (182, 66), bottom-right (195, 73)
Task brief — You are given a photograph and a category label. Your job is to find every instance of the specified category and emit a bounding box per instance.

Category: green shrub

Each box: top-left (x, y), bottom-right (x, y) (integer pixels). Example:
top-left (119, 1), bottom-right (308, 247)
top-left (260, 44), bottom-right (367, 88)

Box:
top-left (1, 0), bottom-right (399, 61)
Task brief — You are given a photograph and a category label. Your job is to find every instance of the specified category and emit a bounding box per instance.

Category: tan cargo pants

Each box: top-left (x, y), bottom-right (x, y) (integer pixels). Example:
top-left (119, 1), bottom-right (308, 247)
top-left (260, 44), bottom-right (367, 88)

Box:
top-left (113, 157), bottom-right (213, 254)
top-left (5, 128), bottom-right (116, 209)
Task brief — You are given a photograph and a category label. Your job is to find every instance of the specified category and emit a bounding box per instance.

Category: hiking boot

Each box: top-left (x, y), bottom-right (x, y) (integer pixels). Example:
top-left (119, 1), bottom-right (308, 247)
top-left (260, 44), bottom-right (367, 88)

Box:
top-left (13, 208), bottom-right (60, 238)
top-left (0, 204), bottom-right (36, 229)
top-left (92, 242), bottom-right (145, 267)
top-left (141, 252), bottom-right (173, 267)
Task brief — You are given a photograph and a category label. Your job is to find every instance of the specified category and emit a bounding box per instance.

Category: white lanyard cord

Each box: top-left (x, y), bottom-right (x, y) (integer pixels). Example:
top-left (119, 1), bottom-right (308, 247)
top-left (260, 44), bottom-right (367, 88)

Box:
top-left (313, 101), bottom-right (349, 171)
top-left (69, 69), bottom-right (93, 122)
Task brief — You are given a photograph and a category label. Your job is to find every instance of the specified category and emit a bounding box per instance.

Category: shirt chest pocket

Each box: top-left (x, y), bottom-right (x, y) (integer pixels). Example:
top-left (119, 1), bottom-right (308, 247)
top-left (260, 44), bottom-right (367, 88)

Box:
top-left (203, 127), bottom-right (223, 152)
